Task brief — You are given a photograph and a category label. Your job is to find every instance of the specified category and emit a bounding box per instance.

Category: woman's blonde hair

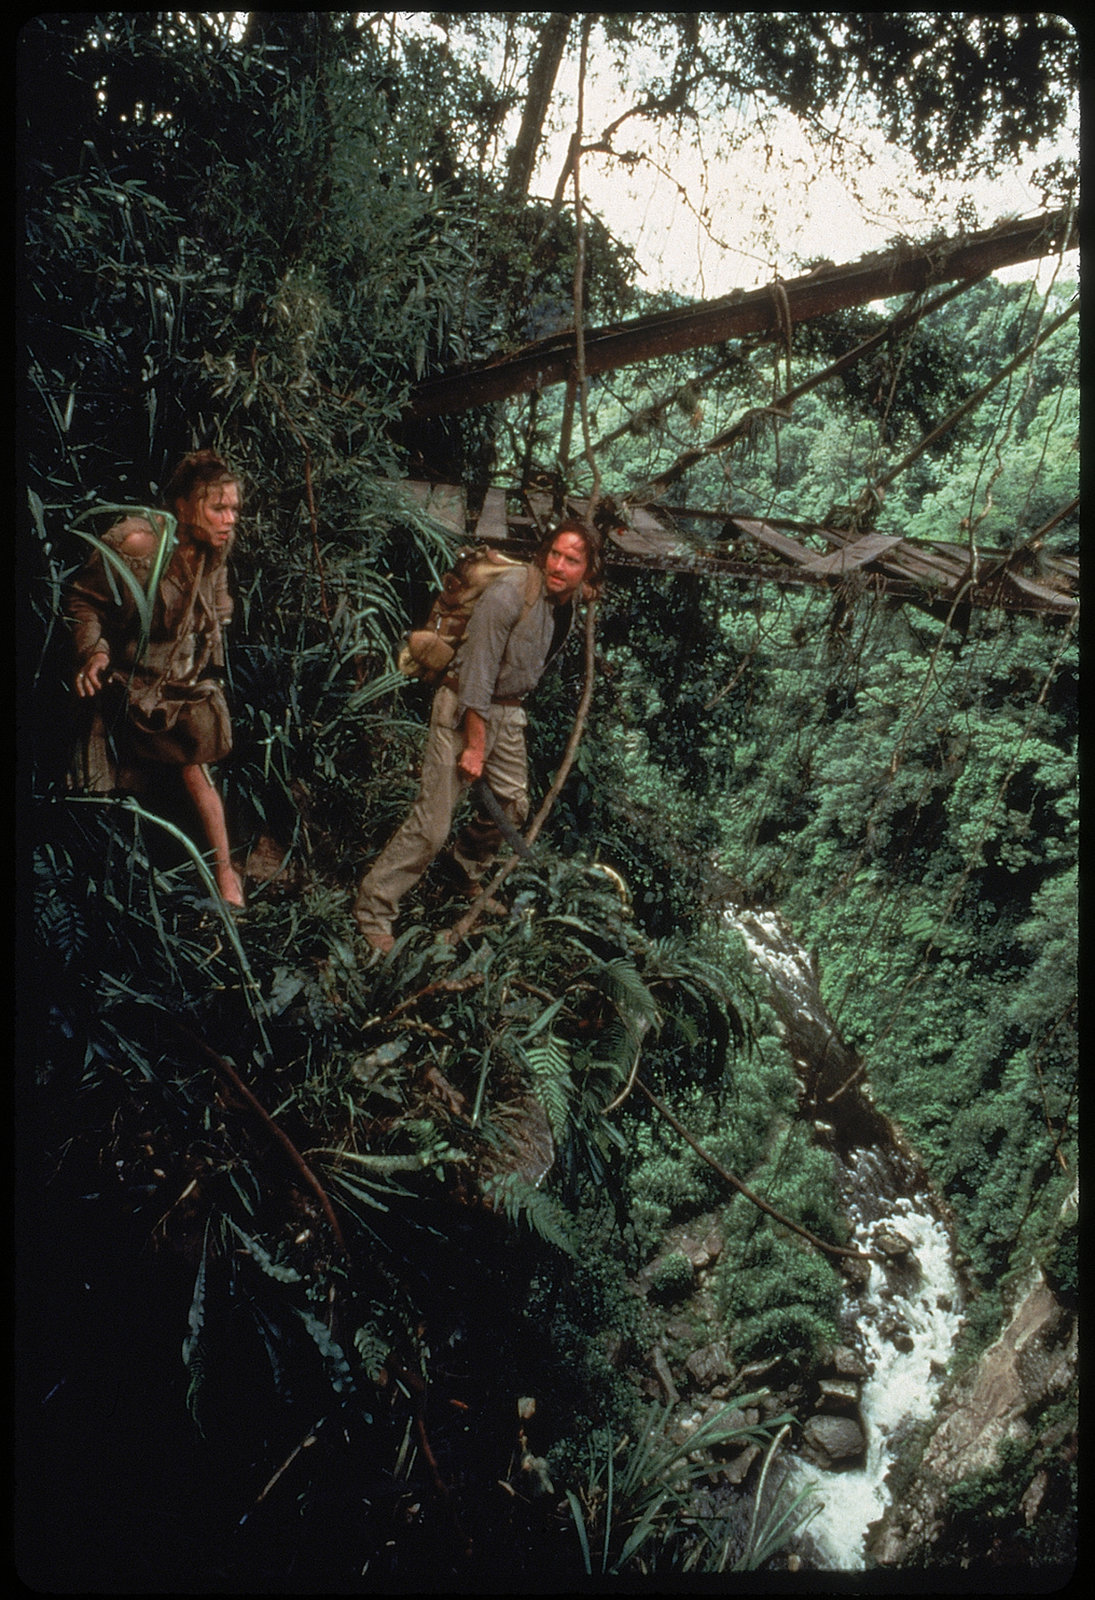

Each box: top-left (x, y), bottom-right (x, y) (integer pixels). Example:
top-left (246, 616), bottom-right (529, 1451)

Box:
top-left (162, 449), bottom-right (242, 511)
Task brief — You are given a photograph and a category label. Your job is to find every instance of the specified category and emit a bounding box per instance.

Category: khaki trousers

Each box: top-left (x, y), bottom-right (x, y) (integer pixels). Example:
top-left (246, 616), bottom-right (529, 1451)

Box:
top-left (353, 687), bottom-right (528, 936)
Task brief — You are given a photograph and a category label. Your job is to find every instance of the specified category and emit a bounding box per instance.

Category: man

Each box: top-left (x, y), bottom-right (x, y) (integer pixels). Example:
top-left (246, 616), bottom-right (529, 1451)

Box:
top-left (353, 518), bottom-right (602, 952)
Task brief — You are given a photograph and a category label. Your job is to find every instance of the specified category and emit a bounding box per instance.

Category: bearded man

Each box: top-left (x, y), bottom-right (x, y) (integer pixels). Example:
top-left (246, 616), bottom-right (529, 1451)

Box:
top-left (353, 519), bottom-right (603, 952)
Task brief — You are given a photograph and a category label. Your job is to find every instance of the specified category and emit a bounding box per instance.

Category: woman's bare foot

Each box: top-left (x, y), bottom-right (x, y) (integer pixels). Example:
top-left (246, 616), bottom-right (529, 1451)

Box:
top-left (217, 867), bottom-right (246, 909)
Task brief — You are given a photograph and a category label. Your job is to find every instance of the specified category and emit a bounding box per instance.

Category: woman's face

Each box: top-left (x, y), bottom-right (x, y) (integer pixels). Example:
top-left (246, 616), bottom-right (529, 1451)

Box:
top-left (176, 478), bottom-right (240, 551)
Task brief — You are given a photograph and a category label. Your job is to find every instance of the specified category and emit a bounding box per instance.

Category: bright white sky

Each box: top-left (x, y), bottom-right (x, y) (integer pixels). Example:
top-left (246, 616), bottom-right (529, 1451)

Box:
top-left (400, 12), bottom-right (1077, 299)
top-left (539, 50), bottom-right (1077, 298)
top-left (566, 115), bottom-right (1071, 298)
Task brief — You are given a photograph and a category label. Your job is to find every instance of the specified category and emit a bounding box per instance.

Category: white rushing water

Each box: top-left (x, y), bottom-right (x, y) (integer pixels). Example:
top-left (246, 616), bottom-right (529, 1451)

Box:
top-left (731, 908), bottom-right (818, 1022)
top-left (792, 1165), bottom-right (965, 1570)
top-left (727, 906), bottom-right (965, 1571)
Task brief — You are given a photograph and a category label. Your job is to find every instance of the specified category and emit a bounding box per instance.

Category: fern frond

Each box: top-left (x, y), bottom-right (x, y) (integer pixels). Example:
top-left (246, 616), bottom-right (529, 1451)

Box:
top-left (324, 1169), bottom-right (394, 1212)
top-left (479, 1171), bottom-right (576, 1255)
top-left (33, 844), bottom-right (93, 963)
top-left (227, 1219), bottom-right (302, 1283)
top-left (182, 1225), bottom-right (212, 1433)
top-left (294, 1305), bottom-right (358, 1397)
top-left (249, 1298), bottom-right (296, 1404)
top-left (353, 1322), bottom-right (392, 1385)
top-left (520, 1031), bottom-right (574, 1144)
top-left (595, 956), bottom-right (662, 1036)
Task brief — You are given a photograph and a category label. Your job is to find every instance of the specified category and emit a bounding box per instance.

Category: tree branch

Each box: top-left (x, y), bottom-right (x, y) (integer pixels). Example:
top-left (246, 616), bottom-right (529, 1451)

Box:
top-left (570, 15), bottom-right (602, 518)
top-left (173, 1020), bottom-right (349, 1260)
top-left (502, 12), bottom-right (572, 205)
top-left (634, 1077), bottom-right (871, 1264)
top-left (406, 209), bottom-right (1078, 419)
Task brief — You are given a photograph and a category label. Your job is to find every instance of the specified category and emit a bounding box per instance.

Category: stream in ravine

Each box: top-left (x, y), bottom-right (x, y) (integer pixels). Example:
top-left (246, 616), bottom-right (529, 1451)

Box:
top-left (729, 909), bottom-right (965, 1572)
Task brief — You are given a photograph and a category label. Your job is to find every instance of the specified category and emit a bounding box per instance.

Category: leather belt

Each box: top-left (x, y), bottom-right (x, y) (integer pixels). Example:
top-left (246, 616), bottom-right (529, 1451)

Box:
top-left (439, 678), bottom-right (523, 707)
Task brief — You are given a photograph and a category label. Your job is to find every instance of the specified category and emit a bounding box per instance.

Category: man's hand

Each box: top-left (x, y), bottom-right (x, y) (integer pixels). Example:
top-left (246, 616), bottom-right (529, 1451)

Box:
top-left (458, 709), bottom-right (487, 783)
top-left (75, 651), bottom-right (110, 698)
top-left (458, 747), bottom-right (484, 782)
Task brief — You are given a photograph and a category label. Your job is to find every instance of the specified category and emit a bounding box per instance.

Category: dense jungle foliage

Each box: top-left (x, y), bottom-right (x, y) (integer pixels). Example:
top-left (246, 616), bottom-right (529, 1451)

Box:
top-left (18, 13), bottom-right (1077, 1590)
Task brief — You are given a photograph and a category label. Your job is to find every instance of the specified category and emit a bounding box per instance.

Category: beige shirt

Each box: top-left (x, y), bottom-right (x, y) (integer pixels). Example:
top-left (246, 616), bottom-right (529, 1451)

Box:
top-left (454, 565), bottom-right (571, 720)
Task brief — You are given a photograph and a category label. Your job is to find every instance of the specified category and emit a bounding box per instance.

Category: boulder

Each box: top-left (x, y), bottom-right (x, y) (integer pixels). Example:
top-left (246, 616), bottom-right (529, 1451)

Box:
top-left (738, 1354), bottom-right (796, 1391)
top-left (722, 1442), bottom-right (761, 1485)
top-left (684, 1340), bottom-right (734, 1391)
top-left (868, 1268), bottom-right (1078, 1566)
top-left (830, 1344), bottom-right (870, 1380)
top-left (816, 1377), bottom-right (861, 1412)
top-left (874, 1224), bottom-right (914, 1259)
top-left (878, 1312), bottom-right (915, 1352)
top-left (800, 1413), bottom-right (867, 1470)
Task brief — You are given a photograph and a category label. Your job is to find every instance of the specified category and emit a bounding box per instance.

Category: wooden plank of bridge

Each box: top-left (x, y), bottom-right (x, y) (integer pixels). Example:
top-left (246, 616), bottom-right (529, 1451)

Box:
top-left (472, 486), bottom-right (510, 543)
top-left (395, 483), bottom-right (1077, 615)
top-left (799, 533), bottom-right (904, 575)
top-left (1002, 570), bottom-right (1079, 614)
top-left (612, 503), bottom-right (688, 558)
top-left (731, 518), bottom-right (825, 567)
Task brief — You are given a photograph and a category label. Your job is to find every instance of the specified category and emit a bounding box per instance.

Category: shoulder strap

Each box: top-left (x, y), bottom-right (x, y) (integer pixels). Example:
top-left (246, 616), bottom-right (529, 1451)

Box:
top-left (520, 560), bottom-right (543, 615)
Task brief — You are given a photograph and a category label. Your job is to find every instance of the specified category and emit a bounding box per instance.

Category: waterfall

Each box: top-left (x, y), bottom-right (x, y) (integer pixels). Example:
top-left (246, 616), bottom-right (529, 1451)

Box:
top-left (727, 907), bottom-right (965, 1571)
top-left (791, 1160), bottom-right (964, 1569)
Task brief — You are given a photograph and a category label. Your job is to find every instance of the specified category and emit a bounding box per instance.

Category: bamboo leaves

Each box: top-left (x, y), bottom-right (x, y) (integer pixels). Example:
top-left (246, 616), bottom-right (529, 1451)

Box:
top-left (69, 505), bottom-right (178, 655)
top-left (564, 1399), bottom-right (808, 1576)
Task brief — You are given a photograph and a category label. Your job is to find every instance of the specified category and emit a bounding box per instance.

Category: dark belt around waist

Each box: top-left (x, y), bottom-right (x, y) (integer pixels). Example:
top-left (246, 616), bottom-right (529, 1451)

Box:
top-left (440, 675), bottom-right (523, 707)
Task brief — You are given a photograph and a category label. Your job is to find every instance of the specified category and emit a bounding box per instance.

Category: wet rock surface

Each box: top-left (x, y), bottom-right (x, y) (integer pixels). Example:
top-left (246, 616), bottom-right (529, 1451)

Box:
top-left (866, 1257), bottom-right (1078, 1568)
top-left (801, 1412), bottom-right (868, 1470)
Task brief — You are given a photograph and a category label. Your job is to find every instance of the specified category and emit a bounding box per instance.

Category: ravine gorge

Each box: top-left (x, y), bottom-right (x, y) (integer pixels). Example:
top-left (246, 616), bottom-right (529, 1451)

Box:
top-left (19, 14), bottom-right (1077, 1591)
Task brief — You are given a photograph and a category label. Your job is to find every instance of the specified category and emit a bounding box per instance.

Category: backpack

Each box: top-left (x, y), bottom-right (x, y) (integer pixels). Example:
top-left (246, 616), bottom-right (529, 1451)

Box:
top-left (397, 547), bottom-right (542, 685)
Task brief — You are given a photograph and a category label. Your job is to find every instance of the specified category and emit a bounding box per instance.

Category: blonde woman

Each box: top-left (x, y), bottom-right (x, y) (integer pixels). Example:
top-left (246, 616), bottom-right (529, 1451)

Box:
top-left (67, 450), bottom-right (245, 908)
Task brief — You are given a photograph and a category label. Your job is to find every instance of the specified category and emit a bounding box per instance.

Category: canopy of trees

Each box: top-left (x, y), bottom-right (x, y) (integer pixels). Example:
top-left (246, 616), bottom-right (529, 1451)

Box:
top-left (19, 13), bottom-right (1078, 1589)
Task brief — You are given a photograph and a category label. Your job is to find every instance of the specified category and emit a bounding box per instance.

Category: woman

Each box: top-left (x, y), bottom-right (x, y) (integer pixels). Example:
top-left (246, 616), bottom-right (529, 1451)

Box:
top-left (66, 450), bottom-right (245, 908)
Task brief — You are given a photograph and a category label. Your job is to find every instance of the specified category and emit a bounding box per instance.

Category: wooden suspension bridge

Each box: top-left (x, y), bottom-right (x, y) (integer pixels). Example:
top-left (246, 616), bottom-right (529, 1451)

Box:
top-left (396, 480), bottom-right (1079, 621)
top-left (394, 207), bottom-right (1079, 622)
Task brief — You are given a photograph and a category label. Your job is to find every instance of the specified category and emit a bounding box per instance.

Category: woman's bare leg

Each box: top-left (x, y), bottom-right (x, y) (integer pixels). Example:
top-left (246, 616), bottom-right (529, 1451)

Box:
top-left (180, 763), bottom-right (244, 906)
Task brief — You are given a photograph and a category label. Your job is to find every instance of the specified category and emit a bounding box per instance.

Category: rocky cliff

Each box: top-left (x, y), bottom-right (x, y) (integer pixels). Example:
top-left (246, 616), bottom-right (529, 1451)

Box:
top-left (867, 1210), bottom-right (1078, 1573)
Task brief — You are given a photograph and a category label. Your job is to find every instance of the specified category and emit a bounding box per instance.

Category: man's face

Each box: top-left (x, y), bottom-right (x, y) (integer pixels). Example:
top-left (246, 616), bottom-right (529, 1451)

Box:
top-left (177, 480), bottom-right (240, 551)
top-left (543, 530), bottom-right (590, 602)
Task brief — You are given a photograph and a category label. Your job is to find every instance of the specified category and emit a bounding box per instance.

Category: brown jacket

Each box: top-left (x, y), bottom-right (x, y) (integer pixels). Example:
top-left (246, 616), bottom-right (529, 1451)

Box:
top-left (66, 520), bottom-right (233, 786)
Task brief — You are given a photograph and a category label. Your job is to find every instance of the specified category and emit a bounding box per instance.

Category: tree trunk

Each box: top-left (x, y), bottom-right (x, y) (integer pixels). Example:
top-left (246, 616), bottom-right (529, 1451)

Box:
top-left (502, 13), bottom-right (574, 204)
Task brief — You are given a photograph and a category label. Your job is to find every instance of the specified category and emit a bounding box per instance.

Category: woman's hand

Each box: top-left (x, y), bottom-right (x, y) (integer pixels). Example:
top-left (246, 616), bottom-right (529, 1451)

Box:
top-left (75, 652), bottom-right (109, 698)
